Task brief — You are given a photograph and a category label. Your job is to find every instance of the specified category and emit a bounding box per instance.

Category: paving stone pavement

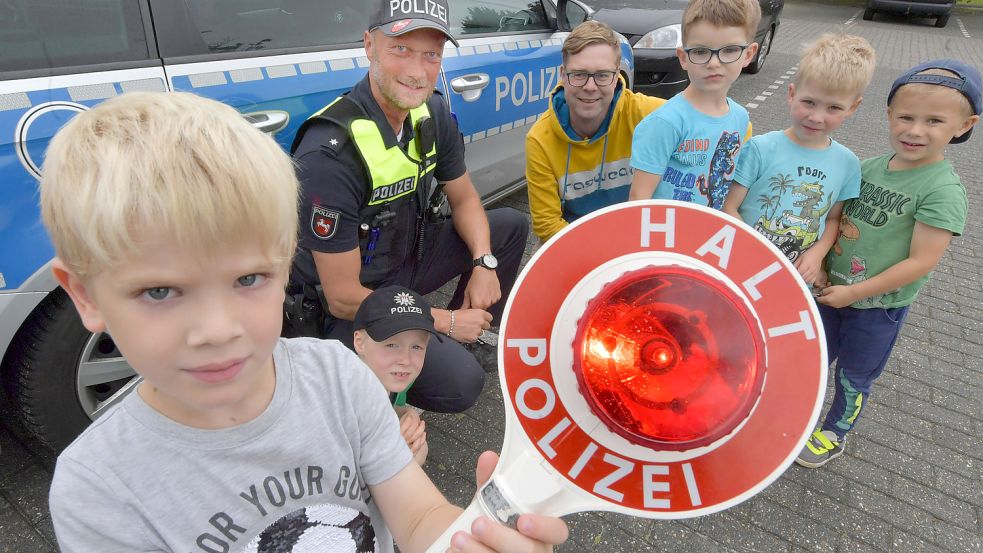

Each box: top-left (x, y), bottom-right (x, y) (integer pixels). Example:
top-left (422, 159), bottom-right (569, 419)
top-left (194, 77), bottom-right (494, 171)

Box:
top-left (1, 2), bottom-right (981, 551)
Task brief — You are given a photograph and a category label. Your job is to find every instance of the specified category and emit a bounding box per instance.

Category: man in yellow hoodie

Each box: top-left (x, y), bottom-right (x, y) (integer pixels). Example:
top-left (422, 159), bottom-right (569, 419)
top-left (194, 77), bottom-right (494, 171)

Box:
top-left (526, 20), bottom-right (667, 242)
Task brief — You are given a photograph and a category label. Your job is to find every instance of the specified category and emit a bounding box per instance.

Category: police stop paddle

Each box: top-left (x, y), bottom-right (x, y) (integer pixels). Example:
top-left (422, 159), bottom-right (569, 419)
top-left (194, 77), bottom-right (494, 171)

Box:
top-left (425, 201), bottom-right (827, 551)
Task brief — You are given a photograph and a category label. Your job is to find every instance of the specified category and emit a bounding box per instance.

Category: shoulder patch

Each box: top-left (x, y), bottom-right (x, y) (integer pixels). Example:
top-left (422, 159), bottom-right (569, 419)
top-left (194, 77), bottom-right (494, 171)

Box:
top-left (311, 205), bottom-right (340, 240)
top-left (319, 126), bottom-right (350, 155)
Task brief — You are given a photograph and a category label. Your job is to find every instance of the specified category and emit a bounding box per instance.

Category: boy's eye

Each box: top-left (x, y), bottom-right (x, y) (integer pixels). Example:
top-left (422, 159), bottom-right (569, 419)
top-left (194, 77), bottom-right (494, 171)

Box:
top-left (237, 274), bottom-right (266, 287)
top-left (688, 48), bottom-right (711, 57)
top-left (143, 287), bottom-right (172, 301)
top-left (720, 45), bottom-right (742, 56)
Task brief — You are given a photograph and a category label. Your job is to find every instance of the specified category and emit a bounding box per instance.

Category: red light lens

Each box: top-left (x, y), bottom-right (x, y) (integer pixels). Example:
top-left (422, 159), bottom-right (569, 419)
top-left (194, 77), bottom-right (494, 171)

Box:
top-left (573, 266), bottom-right (765, 450)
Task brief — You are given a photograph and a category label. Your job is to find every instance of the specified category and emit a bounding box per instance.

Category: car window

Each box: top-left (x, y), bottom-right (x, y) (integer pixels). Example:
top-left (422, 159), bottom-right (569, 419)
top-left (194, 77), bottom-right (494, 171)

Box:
top-left (0, 0), bottom-right (151, 73)
top-left (177, 0), bottom-right (368, 55)
top-left (452, 0), bottom-right (550, 35)
top-left (562, 1), bottom-right (589, 28)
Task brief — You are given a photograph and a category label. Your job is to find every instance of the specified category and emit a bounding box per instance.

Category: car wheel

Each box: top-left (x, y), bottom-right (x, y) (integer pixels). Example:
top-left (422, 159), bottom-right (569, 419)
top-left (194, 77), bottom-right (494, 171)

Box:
top-left (862, 8), bottom-right (874, 20)
top-left (2, 291), bottom-right (139, 450)
top-left (746, 27), bottom-right (773, 74)
top-left (935, 14), bottom-right (949, 27)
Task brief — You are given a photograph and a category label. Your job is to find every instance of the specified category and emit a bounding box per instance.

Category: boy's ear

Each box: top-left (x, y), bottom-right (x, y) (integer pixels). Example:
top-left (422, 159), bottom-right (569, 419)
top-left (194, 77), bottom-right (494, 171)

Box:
top-left (847, 95), bottom-right (863, 115)
top-left (742, 42), bottom-right (759, 68)
top-left (954, 114), bottom-right (980, 141)
top-left (675, 47), bottom-right (689, 69)
top-left (352, 329), bottom-right (366, 355)
top-left (51, 259), bottom-right (107, 333)
top-left (787, 83), bottom-right (796, 101)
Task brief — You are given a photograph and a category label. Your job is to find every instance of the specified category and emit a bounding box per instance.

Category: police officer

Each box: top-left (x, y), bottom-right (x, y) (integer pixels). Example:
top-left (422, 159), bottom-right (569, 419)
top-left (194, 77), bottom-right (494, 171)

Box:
top-left (290, 0), bottom-right (528, 413)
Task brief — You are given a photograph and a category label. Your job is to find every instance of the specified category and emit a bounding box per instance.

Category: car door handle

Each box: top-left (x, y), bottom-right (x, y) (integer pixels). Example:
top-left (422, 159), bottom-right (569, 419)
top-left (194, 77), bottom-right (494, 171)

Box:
top-left (242, 110), bottom-right (289, 135)
top-left (450, 73), bottom-right (490, 102)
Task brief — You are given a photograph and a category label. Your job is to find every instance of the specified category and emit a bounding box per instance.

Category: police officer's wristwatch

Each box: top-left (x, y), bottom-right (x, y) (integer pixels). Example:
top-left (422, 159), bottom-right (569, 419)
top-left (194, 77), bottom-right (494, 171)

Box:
top-left (473, 253), bottom-right (498, 270)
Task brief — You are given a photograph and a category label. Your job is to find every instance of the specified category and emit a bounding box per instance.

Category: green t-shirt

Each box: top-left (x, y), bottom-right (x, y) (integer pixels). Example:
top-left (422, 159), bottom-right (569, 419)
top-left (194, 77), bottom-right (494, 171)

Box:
top-left (392, 388), bottom-right (408, 407)
top-left (826, 154), bottom-right (967, 309)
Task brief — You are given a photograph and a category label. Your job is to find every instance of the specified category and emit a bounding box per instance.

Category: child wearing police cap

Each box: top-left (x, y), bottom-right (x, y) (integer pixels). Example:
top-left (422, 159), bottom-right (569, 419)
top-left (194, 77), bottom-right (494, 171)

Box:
top-left (798, 60), bottom-right (979, 468)
top-left (355, 286), bottom-right (442, 466)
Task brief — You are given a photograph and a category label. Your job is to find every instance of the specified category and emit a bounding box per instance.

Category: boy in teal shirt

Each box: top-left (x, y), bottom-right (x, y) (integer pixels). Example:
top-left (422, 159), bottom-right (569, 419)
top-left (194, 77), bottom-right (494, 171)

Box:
top-left (797, 60), bottom-right (979, 468)
top-left (723, 34), bottom-right (876, 287)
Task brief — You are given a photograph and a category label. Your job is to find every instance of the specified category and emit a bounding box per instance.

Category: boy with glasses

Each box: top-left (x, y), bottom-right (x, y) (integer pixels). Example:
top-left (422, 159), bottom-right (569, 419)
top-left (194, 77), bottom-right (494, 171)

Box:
top-left (629, 0), bottom-right (760, 209)
top-left (526, 20), bottom-right (666, 242)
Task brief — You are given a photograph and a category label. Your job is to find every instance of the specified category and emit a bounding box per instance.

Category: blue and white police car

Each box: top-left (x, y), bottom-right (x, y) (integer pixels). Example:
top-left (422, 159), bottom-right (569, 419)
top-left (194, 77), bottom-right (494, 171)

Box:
top-left (0, 0), bottom-right (634, 449)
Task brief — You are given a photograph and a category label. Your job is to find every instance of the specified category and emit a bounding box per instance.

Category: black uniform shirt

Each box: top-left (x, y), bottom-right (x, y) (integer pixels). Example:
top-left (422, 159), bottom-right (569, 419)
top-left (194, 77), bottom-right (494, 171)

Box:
top-left (295, 75), bottom-right (466, 254)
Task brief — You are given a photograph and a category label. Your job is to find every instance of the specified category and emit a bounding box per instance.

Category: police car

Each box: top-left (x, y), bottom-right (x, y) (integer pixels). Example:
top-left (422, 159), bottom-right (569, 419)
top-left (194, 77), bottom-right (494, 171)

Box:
top-left (0, 0), bottom-right (634, 449)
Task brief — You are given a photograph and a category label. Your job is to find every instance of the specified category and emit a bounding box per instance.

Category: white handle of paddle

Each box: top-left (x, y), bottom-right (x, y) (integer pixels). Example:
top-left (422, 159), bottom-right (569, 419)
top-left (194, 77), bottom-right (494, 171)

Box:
top-left (424, 493), bottom-right (488, 553)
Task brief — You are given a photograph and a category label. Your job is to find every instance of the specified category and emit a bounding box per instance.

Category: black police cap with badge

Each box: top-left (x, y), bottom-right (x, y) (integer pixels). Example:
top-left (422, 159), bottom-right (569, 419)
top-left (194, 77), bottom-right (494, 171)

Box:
top-left (354, 286), bottom-right (444, 343)
top-left (368, 0), bottom-right (460, 46)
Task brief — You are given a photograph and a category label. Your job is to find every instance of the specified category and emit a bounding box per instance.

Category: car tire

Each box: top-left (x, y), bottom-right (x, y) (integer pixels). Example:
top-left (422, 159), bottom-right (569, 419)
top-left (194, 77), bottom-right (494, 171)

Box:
top-left (746, 27), bottom-right (773, 75)
top-left (862, 8), bottom-right (874, 20)
top-left (935, 14), bottom-right (949, 27)
top-left (2, 290), bottom-right (137, 451)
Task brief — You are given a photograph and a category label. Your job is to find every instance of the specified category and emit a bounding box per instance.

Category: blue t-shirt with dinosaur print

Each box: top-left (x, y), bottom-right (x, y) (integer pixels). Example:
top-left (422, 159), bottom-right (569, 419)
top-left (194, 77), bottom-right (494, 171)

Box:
top-left (631, 93), bottom-right (750, 209)
top-left (732, 130), bottom-right (861, 262)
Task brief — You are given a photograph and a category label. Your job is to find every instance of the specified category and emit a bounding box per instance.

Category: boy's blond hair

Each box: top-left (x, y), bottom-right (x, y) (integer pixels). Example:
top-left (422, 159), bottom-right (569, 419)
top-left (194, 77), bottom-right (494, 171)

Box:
top-left (562, 20), bottom-right (621, 67)
top-left (681, 0), bottom-right (761, 45)
top-left (795, 34), bottom-right (876, 98)
top-left (40, 91), bottom-right (299, 280)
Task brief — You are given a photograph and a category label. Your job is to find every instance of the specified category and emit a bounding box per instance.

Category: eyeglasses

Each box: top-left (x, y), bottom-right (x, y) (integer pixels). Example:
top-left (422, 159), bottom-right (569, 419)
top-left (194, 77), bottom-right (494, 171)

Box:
top-left (683, 44), bottom-right (749, 65)
top-left (565, 70), bottom-right (617, 87)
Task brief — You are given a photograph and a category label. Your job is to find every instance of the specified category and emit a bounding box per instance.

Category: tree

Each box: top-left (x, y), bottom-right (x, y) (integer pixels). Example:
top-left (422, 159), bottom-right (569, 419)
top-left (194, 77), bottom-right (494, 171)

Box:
top-left (757, 194), bottom-right (779, 221)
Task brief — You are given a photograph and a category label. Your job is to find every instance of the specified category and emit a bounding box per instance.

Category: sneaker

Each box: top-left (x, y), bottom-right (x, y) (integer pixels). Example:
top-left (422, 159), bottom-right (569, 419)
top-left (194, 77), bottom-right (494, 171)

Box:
top-left (795, 430), bottom-right (845, 468)
top-left (465, 330), bottom-right (499, 373)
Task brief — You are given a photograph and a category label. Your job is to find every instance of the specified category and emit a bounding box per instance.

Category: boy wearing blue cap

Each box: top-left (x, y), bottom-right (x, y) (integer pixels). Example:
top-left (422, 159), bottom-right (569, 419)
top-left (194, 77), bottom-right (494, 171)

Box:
top-left (798, 60), bottom-right (980, 468)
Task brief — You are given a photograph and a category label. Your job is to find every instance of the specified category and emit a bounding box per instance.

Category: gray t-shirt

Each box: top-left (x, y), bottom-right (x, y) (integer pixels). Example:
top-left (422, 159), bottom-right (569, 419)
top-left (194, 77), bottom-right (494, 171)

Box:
top-left (50, 337), bottom-right (413, 553)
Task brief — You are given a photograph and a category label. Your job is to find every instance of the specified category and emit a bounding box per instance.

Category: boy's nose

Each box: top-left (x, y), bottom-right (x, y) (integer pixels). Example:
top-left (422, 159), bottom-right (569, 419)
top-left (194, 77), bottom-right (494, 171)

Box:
top-left (905, 122), bottom-right (925, 137)
top-left (188, 300), bottom-right (244, 347)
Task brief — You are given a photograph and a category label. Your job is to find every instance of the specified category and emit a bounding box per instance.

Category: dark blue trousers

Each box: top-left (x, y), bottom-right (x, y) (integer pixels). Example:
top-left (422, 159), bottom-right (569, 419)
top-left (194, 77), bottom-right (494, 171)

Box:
top-left (818, 303), bottom-right (909, 439)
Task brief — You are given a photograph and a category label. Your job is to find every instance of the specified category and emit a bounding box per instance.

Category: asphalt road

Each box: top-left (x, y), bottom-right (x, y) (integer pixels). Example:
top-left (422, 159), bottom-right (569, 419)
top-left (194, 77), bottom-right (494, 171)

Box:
top-left (2, 2), bottom-right (981, 551)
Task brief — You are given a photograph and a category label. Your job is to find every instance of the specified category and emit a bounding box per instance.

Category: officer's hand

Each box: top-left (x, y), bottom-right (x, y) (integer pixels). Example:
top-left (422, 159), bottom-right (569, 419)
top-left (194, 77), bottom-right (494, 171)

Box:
top-left (451, 308), bottom-right (493, 343)
top-left (461, 267), bottom-right (501, 311)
